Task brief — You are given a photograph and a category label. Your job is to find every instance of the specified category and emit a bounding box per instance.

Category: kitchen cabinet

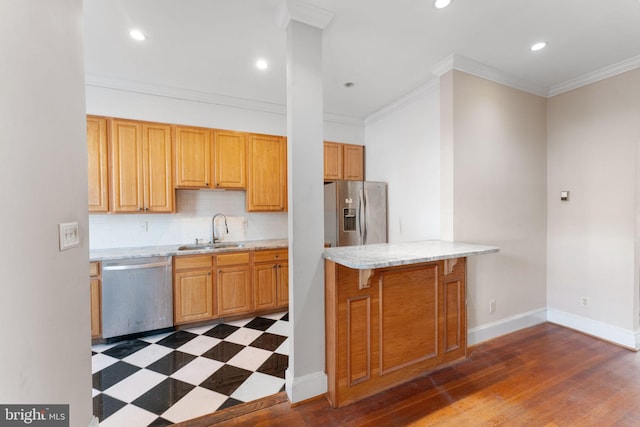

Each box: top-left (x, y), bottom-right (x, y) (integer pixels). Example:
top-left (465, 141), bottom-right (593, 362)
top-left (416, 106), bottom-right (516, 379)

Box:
top-left (247, 134), bottom-right (287, 212)
top-left (87, 116), bottom-right (109, 213)
top-left (110, 119), bottom-right (174, 213)
top-left (323, 141), bottom-right (344, 181)
top-left (90, 261), bottom-right (101, 338)
top-left (173, 255), bottom-right (214, 324)
top-left (253, 249), bottom-right (288, 310)
top-left (343, 143), bottom-right (365, 181)
top-left (323, 141), bottom-right (365, 182)
top-left (216, 252), bottom-right (252, 316)
top-left (174, 125), bottom-right (213, 188)
top-left (214, 130), bottom-right (247, 189)
top-left (175, 127), bottom-right (247, 190)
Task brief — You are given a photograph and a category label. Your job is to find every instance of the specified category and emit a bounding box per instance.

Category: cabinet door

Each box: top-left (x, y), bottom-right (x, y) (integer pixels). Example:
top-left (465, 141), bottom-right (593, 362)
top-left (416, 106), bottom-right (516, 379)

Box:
top-left (90, 277), bottom-right (101, 338)
top-left (254, 263), bottom-right (278, 310)
top-left (144, 123), bottom-right (174, 212)
top-left (247, 134), bottom-right (287, 212)
top-left (87, 116), bottom-right (109, 213)
top-left (217, 265), bottom-right (252, 316)
top-left (323, 141), bottom-right (343, 181)
top-left (110, 119), bottom-right (144, 212)
top-left (175, 126), bottom-right (212, 188)
top-left (277, 262), bottom-right (289, 308)
top-left (214, 130), bottom-right (246, 189)
top-left (174, 269), bottom-right (214, 324)
top-left (343, 144), bottom-right (364, 181)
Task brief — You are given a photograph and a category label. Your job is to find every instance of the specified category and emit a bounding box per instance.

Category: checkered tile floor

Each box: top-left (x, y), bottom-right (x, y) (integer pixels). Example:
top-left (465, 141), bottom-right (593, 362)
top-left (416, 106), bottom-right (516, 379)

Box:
top-left (92, 312), bottom-right (289, 426)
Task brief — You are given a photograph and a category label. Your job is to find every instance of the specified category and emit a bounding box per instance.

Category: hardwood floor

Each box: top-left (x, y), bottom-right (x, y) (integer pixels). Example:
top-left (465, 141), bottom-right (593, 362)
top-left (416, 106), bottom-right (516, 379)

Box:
top-left (177, 323), bottom-right (640, 426)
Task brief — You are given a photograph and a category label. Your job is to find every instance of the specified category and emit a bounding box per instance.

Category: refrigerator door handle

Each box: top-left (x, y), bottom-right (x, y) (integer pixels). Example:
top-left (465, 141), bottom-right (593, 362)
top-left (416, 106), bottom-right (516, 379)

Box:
top-left (361, 188), bottom-right (368, 244)
top-left (358, 188), bottom-right (364, 244)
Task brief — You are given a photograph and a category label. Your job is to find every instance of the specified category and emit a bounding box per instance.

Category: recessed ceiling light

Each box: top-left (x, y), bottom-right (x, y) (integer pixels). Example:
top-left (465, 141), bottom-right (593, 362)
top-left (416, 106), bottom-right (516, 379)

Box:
top-left (530, 41), bottom-right (547, 51)
top-left (129, 29), bottom-right (146, 41)
top-left (434, 0), bottom-right (452, 8)
top-left (256, 59), bottom-right (268, 70)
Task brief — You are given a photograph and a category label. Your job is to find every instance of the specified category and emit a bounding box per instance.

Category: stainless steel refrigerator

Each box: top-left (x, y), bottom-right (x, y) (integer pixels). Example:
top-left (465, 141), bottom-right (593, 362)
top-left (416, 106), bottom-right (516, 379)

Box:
top-left (324, 181), bottom-right (388, 247)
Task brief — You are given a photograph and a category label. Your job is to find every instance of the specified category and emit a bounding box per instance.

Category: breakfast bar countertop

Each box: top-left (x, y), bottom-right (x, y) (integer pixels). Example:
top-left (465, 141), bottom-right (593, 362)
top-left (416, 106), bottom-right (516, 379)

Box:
top-left (323, 240), bottom-right (499, 270)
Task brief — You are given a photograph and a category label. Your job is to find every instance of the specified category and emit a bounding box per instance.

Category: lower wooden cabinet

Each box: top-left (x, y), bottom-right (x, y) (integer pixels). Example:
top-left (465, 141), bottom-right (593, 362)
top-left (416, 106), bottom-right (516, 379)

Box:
top-left (90, 262), bottom-right (102, 338)
top-left (253, 249), bottom-right (288, 310)
top-left (173, 249), bottom-right (288, 327)
top-left (216, 252), bottom-right (252, 316)
top-left (173, 255), bottom-right (214, 325)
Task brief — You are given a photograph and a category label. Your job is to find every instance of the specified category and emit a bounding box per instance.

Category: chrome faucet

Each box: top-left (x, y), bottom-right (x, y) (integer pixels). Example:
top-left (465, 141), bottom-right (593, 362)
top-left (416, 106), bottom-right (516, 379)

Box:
top-left (211, 213), bottom-right (229, 243)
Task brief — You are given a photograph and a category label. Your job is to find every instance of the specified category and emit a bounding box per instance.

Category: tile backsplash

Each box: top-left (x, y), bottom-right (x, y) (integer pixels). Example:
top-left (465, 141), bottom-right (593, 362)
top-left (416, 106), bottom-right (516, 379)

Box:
top-left (89, 190), bottom-right (288, 249)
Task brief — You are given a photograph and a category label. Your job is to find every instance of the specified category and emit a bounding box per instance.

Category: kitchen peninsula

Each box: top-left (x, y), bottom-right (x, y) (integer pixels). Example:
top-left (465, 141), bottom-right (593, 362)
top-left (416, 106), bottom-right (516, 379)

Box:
top-left (324, 240), bottom-right (499, 407)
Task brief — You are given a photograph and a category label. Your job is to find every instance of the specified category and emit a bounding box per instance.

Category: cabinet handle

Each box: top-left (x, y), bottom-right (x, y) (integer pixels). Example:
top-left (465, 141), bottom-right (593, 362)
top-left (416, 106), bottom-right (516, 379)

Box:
top-left (138, 207), bottom-right (143, 211)
top-left (216, 182), bottom-right (219, 187)
top-left (205, 182), bottom-right (209, 186)
top-left (145, 207), bottom-right (149, 211)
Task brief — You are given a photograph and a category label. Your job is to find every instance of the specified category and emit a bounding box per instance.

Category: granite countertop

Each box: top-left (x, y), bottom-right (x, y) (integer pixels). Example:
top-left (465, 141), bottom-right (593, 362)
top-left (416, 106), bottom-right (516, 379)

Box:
top-left (90, 238), bottom-right (288, 261)
top-left (323, 240), bottom-right (499, 269)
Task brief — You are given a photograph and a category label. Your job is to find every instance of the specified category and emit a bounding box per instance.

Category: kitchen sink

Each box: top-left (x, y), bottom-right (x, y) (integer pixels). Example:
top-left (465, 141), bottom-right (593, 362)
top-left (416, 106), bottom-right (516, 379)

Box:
top-left (177, 242), bottom-right (245, 251)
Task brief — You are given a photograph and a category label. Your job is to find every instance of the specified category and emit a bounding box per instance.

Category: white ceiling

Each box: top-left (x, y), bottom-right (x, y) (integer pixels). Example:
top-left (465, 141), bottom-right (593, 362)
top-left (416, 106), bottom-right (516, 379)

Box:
top-left (84, 0), bottom-right (640, 120)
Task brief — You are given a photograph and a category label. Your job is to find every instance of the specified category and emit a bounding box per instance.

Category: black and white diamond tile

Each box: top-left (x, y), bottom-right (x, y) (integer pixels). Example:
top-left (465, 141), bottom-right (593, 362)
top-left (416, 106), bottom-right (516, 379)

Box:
top-left (92, 311), bottom-right (289, 426)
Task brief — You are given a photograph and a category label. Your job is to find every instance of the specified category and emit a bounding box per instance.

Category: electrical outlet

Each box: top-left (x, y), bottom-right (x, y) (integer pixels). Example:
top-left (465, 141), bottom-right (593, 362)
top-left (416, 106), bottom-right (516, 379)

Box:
top-left (489, 299), bottom-right (496, 314)
top-left (139, 220), bottom-right (148, 232)
top-left (580, 297), bottom-right (590, 308)
top-left (59, 222), bottom-right (80, 251)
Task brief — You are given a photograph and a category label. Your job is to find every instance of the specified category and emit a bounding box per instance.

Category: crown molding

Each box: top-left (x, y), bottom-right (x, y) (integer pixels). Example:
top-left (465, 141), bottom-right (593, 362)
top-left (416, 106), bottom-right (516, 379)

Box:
top-left (432, 54), bottom-right (548, 97)
top-left (276, 0), bottom-right (335, 30)
top-left (85, 74), bottom-right (362, 126)
top-left (548, 54), bottom-right (640, 97)
top-left (365, 78), bottom-right (439, 125)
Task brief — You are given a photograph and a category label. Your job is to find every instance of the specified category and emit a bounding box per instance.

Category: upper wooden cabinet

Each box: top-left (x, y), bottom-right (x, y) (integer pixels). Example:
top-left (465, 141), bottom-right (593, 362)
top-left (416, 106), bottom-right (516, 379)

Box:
top-left (110, 119), bottom-right (174, 213)
top-left (247, 134), bottom-right (287, 212)
top-left (174, 126), bottom-right (212, 188)
top-left (323, 141), bottom-right (364, 182)
top-left (343, 144), bottom-right (365, 181)
top-left (323, 141), bottom-right (343, 181)
top-left (214, 130), bottom-right (247, 189)
top-left (87, 116), bottom-right (109, 213)
top-left (175, 127), bottom-right (247, 190)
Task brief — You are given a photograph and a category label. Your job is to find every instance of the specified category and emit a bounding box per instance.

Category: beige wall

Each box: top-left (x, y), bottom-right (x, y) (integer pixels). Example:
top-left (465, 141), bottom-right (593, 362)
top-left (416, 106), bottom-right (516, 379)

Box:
top-left (0, 0), bottom-right (92, 425)
top-left (547, 69), bottom-right (640, 332)
top-left (442, 70), bottom-right (548, 331)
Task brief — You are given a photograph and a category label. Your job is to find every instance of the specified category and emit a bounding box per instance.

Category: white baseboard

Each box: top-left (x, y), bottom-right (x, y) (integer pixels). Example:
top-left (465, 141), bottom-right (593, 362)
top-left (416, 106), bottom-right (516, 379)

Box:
top-left (468, 308), bottom-right (547, 346)
top-left (547, 308), bottom-right (639, 350)
top-left (285, 369), bottom-right (328, 404)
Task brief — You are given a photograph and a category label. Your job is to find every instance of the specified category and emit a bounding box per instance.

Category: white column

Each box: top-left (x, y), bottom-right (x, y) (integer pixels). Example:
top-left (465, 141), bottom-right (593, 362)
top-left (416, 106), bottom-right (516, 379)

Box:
top-left (277, 0), bottom-right (334, 403)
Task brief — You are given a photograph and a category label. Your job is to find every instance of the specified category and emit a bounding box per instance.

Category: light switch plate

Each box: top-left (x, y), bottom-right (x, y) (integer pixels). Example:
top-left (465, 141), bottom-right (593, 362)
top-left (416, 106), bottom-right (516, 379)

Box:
top-left (59, 222), bottom-right (80, 251)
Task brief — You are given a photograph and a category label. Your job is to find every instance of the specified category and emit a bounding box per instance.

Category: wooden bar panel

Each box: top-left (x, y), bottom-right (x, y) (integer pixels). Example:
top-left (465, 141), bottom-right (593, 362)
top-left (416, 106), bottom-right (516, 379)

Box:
top-left (347, 296), bottom-right (371, 386)
top-left (443, 279), bottom-right (462, 352)
top-left (379, 265), bottom-right (438, 374)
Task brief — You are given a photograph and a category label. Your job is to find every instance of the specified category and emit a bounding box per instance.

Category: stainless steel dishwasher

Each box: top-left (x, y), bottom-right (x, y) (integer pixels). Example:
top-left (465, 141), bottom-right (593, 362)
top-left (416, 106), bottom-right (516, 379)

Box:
top-left (101, 256), bottom-right (173, 340)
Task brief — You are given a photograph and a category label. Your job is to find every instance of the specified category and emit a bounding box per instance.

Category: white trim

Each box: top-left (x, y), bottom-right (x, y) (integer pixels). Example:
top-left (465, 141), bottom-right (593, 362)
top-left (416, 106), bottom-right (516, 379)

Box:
top-left (547, 308), bottom-right (639, 350)
top-left (548, 54), bottom-right (640, 97)
top-left (87, 416), bottom-right (99, 427)
top-left (365, 79), bottom-right (439, 125)
top-left (467, 308), bottom-right (547, 346)
top-left (285, 368), bottom-right (328, 403)
top-left (431, 54), bottom-right (548, 97)
top-left (276, 0), bottom-right (335, 30)
top-left (85, 74), bottom-right (362, 126)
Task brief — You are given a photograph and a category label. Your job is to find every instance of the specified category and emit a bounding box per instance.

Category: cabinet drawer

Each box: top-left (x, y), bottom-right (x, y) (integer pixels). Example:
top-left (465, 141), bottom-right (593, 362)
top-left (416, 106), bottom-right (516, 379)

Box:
top-left (254, 249), bottom-right (288, 263)
top-left (90, 261), bottom-right (101, 277)
top-left (174, 255), bottom-right (213, 270)
top-left (216, 252), bottom-right (250, 266)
